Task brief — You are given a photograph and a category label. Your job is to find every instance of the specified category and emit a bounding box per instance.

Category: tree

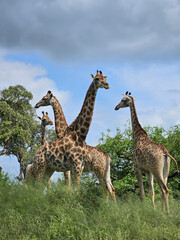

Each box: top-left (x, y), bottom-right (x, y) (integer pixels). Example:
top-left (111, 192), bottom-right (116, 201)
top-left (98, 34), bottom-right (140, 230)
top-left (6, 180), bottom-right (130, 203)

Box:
top-left (0, 85), bottom-right (56, 180)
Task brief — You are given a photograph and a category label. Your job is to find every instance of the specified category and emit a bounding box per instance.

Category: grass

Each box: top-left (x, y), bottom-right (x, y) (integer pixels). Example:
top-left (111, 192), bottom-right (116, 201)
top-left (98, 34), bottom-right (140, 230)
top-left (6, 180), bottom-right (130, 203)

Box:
top-left (0, 180), bottom-right (179, 240)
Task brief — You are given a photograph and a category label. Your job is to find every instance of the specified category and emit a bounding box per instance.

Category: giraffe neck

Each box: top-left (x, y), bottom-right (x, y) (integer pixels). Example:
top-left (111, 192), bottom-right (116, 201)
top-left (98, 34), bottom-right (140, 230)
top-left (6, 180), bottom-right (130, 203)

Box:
top-left (41, 125), bottom-right (46, 145)
top-left (66, 81), bottom-right (98, 143)
top-left (51, 96), bottom-right (68, 139)
top-left (129, 99), bottom-right (147, 143)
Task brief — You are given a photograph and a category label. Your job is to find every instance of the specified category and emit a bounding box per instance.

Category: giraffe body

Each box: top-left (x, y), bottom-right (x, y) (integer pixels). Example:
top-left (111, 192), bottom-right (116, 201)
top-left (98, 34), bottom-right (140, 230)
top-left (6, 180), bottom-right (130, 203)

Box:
top-left (115, 92), bottom-right (178, 212)
top-left (35, 91), bottom-right (71, 187)
top-left (25, 112), bottom-right (53, 185)
top-left (30, 71), bottom-right (115, 199)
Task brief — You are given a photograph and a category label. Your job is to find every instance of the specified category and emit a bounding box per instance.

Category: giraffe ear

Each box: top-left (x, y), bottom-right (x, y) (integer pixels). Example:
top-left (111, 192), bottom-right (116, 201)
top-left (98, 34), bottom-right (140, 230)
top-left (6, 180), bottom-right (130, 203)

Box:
top-left (91, 74), bottom-right (94, 79)
top-left (50, 93), bottom-right (53, 99)
top-left (37, 116), bottom-right (42, 120)
top-left (133, 97), bottom-right (136, 101)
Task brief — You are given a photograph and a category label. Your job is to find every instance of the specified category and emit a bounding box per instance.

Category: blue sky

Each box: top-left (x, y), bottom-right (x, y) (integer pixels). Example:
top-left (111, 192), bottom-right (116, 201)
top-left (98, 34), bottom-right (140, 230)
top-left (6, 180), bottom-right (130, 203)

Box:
top-left (0, 0), bottom-right (180, 179)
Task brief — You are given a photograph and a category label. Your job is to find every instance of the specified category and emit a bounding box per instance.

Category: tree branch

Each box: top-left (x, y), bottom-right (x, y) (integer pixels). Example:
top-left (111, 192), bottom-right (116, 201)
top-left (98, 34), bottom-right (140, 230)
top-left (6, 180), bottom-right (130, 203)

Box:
top-left (0, 147), bottom-right (8, 156)
top-left (0, 136), bottom-right (11, 156)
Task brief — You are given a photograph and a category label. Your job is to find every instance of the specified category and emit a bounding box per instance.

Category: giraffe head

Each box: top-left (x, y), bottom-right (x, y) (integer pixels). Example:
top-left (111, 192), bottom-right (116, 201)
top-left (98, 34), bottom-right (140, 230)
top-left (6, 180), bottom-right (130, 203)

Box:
top-left (115, 91), bottom-right (136, 110)
top-left (38, 111), bottom-right (53, 126)
top-left (35, 91), bottom-right (53, 108)
top-left (91, 70), bottom-right (110, 89)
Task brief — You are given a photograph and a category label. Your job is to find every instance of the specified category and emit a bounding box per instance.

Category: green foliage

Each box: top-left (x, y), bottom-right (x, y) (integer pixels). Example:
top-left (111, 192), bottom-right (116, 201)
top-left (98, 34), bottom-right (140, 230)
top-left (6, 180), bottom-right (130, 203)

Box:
top-left (0, 179), bottom-right (179, 240)
top-left (0, 85), bottom-right (37, 159)
top-left (0, 85), bottom-right (56, 177)
top-left (0, 167), bottom-right (11, 188)
top-left (98, 126), bottom-right (134, 181)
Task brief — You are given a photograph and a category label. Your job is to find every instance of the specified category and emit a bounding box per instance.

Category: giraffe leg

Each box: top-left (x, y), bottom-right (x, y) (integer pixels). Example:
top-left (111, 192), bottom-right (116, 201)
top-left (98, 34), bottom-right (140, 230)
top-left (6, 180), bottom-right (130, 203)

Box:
top-left (94, 158), bottom-right (116, 203)
top-left (64, 171), bottom-right (71, 189)
top-left (156, 176), bottom-right (169, 213)
top-left (105, 179), bottom-right (116, 203)
top-left (105, 157), bottom-right (116, 203)
top-left (71, 174), bottom-right (81, 189)
top-left (110, 183), bottom-right (116, 203)
top-left (163, 156), bottom-right (170, 213)
top-left (71, 167), bottom-right (83, 190)
top-left (160, 188), bottom-right (169, 214)
top-left (163, 155), bottom-right (170, 186)
top-left (29, 156), bottom-right (48, 190)
top-left (43, 168), bottom-right (54, 191)
top-left (146, 172), bottom-right (155, 209)
top-left (135, 168), bottom-right (145, 201)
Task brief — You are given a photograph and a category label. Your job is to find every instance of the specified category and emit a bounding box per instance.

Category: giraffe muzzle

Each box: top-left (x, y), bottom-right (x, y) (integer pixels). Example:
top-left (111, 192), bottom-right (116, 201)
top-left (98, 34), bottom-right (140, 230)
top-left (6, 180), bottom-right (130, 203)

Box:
top-left (104, 84), bottom-right (110, 89)
top-left (115, 104), bottom-right (120, 110)
top-left (35, 103), bottom-right (40, 108)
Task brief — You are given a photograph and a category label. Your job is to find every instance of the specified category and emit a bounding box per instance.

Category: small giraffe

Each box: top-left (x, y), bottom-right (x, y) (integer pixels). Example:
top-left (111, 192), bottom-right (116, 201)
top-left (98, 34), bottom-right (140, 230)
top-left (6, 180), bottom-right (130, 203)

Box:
top-left (35, 89), bottom-right (116, 200)
top-left (35, 91), bottom-right (71, 188)
top-left (25, 111), bottom-right (53, 184)
top-left (38, 111), bottom-right (53, 145)
top-left (115, 92), bottom-right (178, 212)
top-left (28, 71), bottom-right (112, 192)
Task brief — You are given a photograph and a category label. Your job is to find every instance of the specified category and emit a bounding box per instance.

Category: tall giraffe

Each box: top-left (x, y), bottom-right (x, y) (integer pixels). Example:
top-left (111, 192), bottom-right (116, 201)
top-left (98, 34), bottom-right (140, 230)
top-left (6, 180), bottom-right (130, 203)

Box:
top-left (65, 70), bottom-right (109, 145)
top-left (35, 88), bottom-right (116, 200)
top-left (35, 91), bottom-right (71, 187)
top-left (115, 92), bottom-right (178, 212)
top-left (27, 71), bottom-right (112, 191)
top-left (25, 111), bottom-right (53, 183)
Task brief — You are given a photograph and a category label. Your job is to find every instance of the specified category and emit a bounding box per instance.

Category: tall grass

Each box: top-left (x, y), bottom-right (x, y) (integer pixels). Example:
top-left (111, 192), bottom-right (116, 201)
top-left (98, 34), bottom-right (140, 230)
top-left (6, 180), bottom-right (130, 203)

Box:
top-left (0, 179), bottom-right (179, 240)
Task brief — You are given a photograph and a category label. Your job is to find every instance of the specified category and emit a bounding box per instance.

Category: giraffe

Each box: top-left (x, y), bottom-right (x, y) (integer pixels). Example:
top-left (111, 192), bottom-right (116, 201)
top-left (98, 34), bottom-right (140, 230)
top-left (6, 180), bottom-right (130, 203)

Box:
top-left (35, 88), bottom-right (116, 200)
top-left (25, 111), bottom-right (53, 184)
top-left (35, 91), bottom-right (71, 188)
top-left (115, 91), bottom-right (178, 212)
top-left (64, 70), bottom-right (109, 145)
top-left (38, 111), bottom-right (53, 145)
top-left (26, 71), bottom-right (113, 195)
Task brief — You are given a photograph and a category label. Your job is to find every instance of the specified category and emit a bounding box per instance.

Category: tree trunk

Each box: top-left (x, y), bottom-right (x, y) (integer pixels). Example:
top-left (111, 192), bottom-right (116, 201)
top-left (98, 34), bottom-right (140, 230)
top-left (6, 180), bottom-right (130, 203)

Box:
top-left (17, 154), bottom-right (26, 181)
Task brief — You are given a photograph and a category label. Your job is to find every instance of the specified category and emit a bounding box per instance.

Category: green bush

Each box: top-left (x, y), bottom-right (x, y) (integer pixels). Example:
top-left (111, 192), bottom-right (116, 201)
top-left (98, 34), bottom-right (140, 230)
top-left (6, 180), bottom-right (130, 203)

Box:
top-left (0, 177), bottom-right (179, 240)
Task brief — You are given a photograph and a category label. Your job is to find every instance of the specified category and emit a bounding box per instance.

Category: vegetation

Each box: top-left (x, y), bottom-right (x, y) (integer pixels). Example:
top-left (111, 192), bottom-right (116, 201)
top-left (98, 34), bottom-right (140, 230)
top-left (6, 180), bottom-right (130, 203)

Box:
top-left (0, 170), bottom-right (179, 240)
top-left (0, 85), bottom-right (56, 179)
top-left (0, 85), bottom-right (180, 239)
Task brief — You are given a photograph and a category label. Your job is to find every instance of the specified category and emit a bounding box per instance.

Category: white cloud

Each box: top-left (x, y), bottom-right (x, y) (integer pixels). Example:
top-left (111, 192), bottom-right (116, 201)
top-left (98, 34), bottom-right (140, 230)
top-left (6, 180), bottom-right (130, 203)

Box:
top-left (0, 51), bottom-right (71, 142)
top-left (110, 62), bottom-right (180, 130)
top-left (0, 53), bottom-right (70, 107)
top-left (0, 52), bottom-right (71, 179)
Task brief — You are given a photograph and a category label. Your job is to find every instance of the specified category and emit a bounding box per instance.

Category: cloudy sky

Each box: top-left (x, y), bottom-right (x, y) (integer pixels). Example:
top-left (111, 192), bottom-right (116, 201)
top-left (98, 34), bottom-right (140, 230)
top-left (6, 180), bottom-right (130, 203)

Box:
top-left (0, 0), bottom-right (180, 179)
